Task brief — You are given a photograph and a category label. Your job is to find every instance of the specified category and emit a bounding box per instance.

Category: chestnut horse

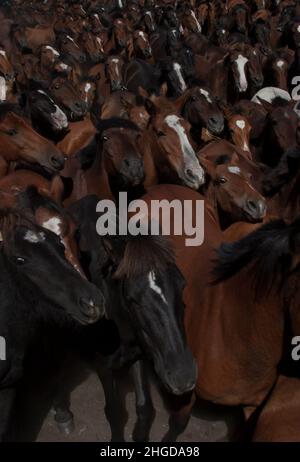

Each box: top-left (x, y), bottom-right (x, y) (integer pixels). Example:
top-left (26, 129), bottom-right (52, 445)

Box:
top-left (0, 104), bottom-right (65, 174)
top-left (139, 184), bottom-right (300, 441)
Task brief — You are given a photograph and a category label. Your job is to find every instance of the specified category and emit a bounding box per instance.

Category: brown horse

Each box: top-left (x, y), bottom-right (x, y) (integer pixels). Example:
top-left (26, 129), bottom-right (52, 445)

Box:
top-left (252, 376), bottom-right (300, 442)
top-left (199, 154), bottom-right (266, 229)
top-left (62, 118), bottom-right (145, 204)
top-left (0, 104), bottom-right (65, 173)
top-left (49, 77), bottom-right (87, 121)
top-left (142, 97), bottom-right (205, 189)
top-left (140, 184), bottom-right (300, 441)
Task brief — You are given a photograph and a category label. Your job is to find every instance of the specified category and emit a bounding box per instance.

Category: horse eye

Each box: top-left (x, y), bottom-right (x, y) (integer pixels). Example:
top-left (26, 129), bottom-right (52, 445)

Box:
top-left (191, 95), bottom-right (197, 101)
top-left (6, 128), bottom-right (17, 136)
top-left (157, 130), bottom-right (165, 137)
top-left (219, 177), bottom-right (227, 184)
top-left (13, 256), bottom-right (26, 265)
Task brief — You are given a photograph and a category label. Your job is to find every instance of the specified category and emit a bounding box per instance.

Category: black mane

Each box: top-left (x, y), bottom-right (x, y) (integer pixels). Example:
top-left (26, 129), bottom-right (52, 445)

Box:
top-left (212, 219), bottom-right (299, 297)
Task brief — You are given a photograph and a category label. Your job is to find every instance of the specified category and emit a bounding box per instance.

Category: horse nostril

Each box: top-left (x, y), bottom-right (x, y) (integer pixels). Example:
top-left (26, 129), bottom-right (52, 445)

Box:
top-left (79, 297), bottom-right (103, 321)
top-left (50, 155), bottom-right (64, 170)
top-left (186, 168), bottom-right (195, 178)
top-left (79, 55), bottom-right (86, 63)
top-left (247, 200), bottom-right (257, 211)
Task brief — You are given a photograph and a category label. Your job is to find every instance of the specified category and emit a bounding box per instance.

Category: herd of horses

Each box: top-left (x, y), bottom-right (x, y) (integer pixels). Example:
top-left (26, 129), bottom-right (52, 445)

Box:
top-left (0, 0), bottom-right (300, 443)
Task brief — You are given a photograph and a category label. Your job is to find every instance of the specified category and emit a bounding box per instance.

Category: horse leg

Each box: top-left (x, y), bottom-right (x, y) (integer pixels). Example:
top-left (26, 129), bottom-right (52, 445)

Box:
top-left (0, 388), bottom-right (16, 441)
top-left (131, 360), bottom-right (155, 442)
top-left (162, 391), bottom-right (195, 442)
top-left (51, 350), bottom-right (75, 435)
top-left (96, 359), bottom-right (128, 442)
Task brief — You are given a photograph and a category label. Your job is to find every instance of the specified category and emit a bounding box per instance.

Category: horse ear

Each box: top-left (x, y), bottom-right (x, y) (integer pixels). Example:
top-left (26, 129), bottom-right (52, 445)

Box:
top-left (198, 155), bottom-right (216, 180)
top-left (159, 82), bottom-right (168, 96)
top-left (138, 86), bottom-right (149, 99)
top-left (231, 151), bottom-right (240, 165)
top-left (145, 98), bottom-right (156, 116)
top-left (256, 96), bottom-right (273, 113)
top-left (49, 175), bottom-right (65, 204)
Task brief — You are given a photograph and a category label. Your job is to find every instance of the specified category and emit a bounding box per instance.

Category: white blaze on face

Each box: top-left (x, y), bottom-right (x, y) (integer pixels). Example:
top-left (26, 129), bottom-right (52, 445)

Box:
top-left (96, 37), bottom-right (104, 53)
top-left (111, 58), bottom-right (120, 77)
top-left (276, 60), bottom-right (285, 69)
top-left (297, 25), bottom-right (300, 33)
top-left (24, 230), bottom-right (46, 243)
top-left (42, 217), bottom-right (62, 236)
top-left (118, 0), bottom-right (123, 8)
top-left (199, 88), bottom-right (212, 103)
top-left (67, 35), bottom-right (79, 48)
top-left (190, 10), bottom-right (202, 33)
top-left (45, 45), bottom-right (60, 58)
top-left (0, 50), bottom-right (7, 60)
top-left (0, 76), bottom-right (7, 101)
top-left (58, 62), bottom-right (69, 71)
top-left (228, 166), bottom-right (241, 175)
top-left (165, 114), bottom-right (205, 187)
top-left (235, 54), bottom-right (249, 92)
top-left (236, 119), bottom-right (246, 130)
top-left (148, 271), bottom-right (167, 304)
top-left (173, 62), bottom-right (187, 93)
top-left (138, 31), bottom-right (147, 41)
top-left (84, 82), bottom-right (92, 102)
top-left (37, 90), bottom-right (68, 129)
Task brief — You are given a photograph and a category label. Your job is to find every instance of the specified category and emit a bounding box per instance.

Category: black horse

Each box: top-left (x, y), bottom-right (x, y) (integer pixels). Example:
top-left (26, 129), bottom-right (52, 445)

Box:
top-left (0, 209), bottom-right (105, 441)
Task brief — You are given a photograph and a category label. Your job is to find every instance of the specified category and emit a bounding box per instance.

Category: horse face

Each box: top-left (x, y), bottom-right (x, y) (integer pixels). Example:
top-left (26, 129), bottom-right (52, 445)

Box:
top-left (186, 87), bottom-right (224, 134)
top-left (268, 105), bottom-right (298, 153)
top-left (213, 163), bottom-right (266, 222)
top-left (81, 32), bottom-right (105, 63)
top-left (246, 47), bottom-right (264, 89)
top-left (60, 35), bottom-right (86, 63)
top-left (0, 50), bottom-right (14, 82)
top-left (29, 90), bottom-right (69, 133)
top-left (49, 78), bottom-right (87, 121)
top-left (106, 56), bottom-right (124, 91)
top-left (0, 112), bottom-right (65, 172)
top-left (133, 31), bottom-right (152, 59)
top-left (153, 114), bottom-right (205, 189)
top-left (3, 224), bottom-right (105, 324)
top-left (101, 128), bottom-right (145, 187)
top-left (122, 264), bottom-right (197, 395)
top-left (227, 115), bottom-right (251, 152)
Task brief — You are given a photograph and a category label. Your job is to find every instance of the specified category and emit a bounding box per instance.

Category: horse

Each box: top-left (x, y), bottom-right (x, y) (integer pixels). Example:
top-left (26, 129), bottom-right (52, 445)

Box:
top-left (55, 193), bottom-right (197, 442)
top-left (23, 89), bottom-right (69, 142)
top-left (0, 206), bottom-right (105, 441)
top-left (138, 184), bottom-right (300, 441)
top-left (62, 118), bottom-right (145, 204)
top-left (141, 97), bottom-right (205, 190)
top-left (0, 104), bottom-right (65, 174)
top-left (175, 86), bottom-right (224, 137)
top-left (48, 77), bottom-right (87, 121)
top-left (199, 153), bottom-right (266, 229)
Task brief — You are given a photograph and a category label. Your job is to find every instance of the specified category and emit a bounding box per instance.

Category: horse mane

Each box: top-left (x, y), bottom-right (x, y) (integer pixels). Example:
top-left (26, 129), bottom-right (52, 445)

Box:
top-left (262, 147), bottom-right (300, 196)
top-left (213, 219), bottom-right (296, 297)
top-left (0, 103), bottom-right (22, 121)
top-left (114, 234), bottom-right (175, 279)
top-left (95, 117), bottom-right (139, 134)
top-left (0, 208), bottom-right (36, 244)
top-left (272, 97), bottom-right (290, 108)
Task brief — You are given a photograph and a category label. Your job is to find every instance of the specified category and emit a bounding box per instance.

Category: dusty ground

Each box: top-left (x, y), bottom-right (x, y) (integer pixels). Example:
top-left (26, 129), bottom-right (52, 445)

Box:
top-left (15, 355), bottom-right (243, 442)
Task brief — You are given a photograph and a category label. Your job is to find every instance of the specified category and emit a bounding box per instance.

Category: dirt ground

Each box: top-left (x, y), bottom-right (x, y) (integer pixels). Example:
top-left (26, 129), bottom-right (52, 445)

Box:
top-left (15, 355), bottom-right (244, 442)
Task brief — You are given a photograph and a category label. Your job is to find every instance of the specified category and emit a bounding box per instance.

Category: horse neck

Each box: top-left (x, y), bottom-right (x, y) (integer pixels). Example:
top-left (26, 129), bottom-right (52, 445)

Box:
top-left (204, 181), bottom-right (221, 226)
top-left (86, 145), bottom-right (114, 201)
